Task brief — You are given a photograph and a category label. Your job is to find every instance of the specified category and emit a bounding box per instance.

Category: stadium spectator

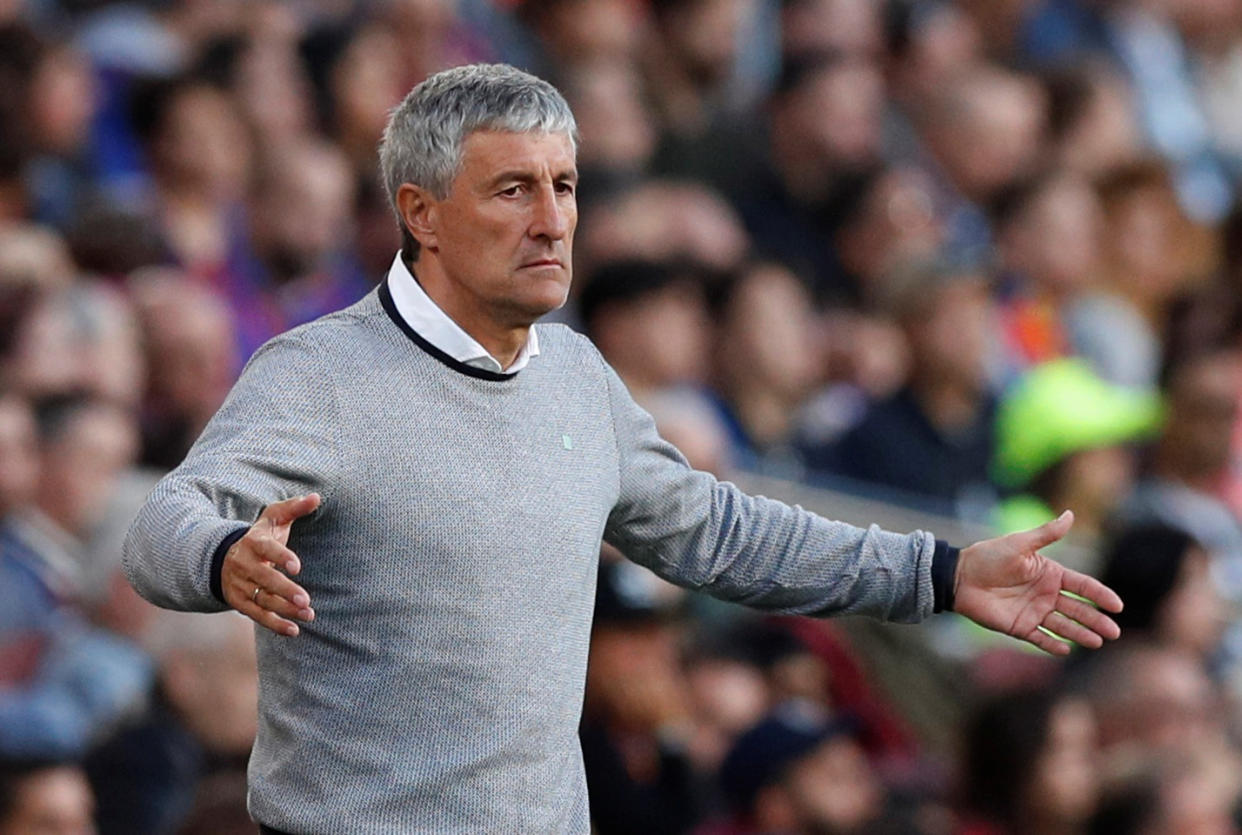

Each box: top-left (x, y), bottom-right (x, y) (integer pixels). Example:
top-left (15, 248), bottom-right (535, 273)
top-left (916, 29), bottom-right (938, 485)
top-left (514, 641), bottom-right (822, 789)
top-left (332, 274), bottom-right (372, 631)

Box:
top-left (959, 686), bottom-right (1100, 835)
top-left (805, 258), bottom-right (999, 510)
top-left (991, 359), bottom-right (1161, 537)
top-left (579, 258), bottom-right (712, 398)
top-left (0, 757), bottom-right (95, 835)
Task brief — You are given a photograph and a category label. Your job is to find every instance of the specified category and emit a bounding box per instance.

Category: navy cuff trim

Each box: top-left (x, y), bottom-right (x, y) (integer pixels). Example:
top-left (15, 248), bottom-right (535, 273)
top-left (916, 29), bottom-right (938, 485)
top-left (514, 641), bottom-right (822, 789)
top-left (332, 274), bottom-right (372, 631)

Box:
top-left (378, 281), bottom-right (518, 382)
top-left (932, 540), bottom-right (960, 614)
top-left (210, 527), bottom-right (251, 605)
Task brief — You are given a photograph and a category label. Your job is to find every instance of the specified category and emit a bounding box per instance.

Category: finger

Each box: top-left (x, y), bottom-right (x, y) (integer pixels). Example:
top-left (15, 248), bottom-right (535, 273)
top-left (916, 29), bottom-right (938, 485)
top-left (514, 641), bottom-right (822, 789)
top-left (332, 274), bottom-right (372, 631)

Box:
top-left (1041, 611), bottom-right (1104, 649)
top-left (259, 493), bottom-right (322, 527)
top-left (253, 587), bottom-right (315, 623)
top-left (1056, 593), bottom-right (1122, 641)
top-left (1025, 626), bottom-right (1073, 656)
top-left (247, 562), bottom-right (313, 611)
top-left (1017, 509), bottom-right (1074, 551)
top-left (1060, 569), bottom-right (1124, 614)
top-left (250, 534), bottom-right (303, 575)
top-left (234, 597), bottom-right (302, 637)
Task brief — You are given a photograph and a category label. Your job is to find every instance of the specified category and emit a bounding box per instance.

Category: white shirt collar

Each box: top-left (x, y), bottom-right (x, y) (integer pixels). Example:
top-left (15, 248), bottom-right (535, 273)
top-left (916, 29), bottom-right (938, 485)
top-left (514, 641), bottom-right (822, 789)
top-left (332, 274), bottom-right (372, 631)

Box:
top-left (385, 253), bottom-right (539, 374)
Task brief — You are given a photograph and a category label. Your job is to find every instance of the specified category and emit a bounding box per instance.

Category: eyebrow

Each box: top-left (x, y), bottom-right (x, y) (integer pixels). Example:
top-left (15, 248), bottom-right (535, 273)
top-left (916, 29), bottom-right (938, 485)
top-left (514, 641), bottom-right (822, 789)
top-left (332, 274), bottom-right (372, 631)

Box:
top-left (485, 168), bottom-right (579, 190)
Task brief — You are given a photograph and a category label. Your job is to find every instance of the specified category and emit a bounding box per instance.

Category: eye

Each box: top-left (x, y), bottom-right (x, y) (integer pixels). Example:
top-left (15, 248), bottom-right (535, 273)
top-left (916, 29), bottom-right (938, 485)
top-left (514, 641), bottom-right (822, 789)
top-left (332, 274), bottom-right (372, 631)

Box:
top-left (498, 184), bottom-right (523, 197)
top-left (555, 181), bottom-right (576, 196)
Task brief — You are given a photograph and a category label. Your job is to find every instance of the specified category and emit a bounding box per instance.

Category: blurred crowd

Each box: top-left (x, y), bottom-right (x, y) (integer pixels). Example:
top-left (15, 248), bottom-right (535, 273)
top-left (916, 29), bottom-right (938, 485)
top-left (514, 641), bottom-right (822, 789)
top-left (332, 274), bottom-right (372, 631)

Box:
top-left (4, 0), bottom-right (1242, 833)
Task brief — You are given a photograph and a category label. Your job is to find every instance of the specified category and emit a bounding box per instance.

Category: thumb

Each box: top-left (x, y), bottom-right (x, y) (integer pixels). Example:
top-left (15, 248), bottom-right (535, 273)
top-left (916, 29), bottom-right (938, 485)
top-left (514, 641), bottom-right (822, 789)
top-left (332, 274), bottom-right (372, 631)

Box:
top-left (1020, 509), bottom-right (1074, 551)
top-left (259, 493), bottom-right (322, 528)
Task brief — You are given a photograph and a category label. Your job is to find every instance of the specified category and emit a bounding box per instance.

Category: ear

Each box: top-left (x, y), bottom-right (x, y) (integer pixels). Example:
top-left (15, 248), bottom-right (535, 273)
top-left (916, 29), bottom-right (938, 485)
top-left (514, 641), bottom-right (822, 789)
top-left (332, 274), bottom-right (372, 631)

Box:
top-left (397, 183), bottom-right (440, 253)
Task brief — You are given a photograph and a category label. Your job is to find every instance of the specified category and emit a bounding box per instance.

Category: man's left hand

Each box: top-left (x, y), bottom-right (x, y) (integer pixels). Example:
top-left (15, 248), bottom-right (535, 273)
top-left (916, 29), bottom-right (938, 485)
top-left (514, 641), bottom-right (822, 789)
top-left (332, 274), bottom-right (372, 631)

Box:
top-left (954, 510), bottom-right (1123, 655)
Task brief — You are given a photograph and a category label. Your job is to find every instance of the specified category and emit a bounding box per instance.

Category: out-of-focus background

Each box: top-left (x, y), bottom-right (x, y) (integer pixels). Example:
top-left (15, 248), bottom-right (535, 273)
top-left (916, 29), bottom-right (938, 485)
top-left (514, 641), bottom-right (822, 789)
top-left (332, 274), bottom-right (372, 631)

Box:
top-left (2, 0), bottom-right (1242, 832)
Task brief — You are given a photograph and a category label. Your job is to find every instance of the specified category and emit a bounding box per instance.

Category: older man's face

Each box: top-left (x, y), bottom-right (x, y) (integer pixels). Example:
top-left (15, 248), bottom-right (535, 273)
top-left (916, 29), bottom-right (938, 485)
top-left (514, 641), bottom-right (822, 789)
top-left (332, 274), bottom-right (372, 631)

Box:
top-left (429, 129), bottom-right (577, 326)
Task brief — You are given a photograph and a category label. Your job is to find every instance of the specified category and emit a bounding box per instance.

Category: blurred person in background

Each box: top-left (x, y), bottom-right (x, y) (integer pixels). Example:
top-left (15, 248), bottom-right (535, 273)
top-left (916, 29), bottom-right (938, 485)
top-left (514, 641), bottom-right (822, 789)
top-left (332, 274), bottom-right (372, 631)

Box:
top-left (991, 359), bottom-right (1161, 538)
top-left (129, 72), bottom-right (251, 278)
top-left (0, 757), bottom-right (94, 835)
top-left (911, 64), bottom-right (1047, 259)
top-left (582, 555), bottom-right (702, 835)
top-left (0, 394), bottom-right (151, 760)
top-left (231, 137), bottom-right (371, 359)
top-left (1097, 524), bottom-right (1226, 666)
top-left (1040, 61), bottom-right (1144, 181)
top-left (992, 168), bottom-right (1159, 388)
top-left (707, 701), bottom-right (910, 835)
top-left (578, 258), bottom-right (712, 399)
top-left (1076, 641), bottom-right (1242, 833)
top-left (830, 163), bottom-right (946, 307)
top-left (707, 261), bottom-right (822, 470)
top-left (958, 686), bottom-right (1100, 835)
top-left (129, 268), bottom-right (239, 470)
top-left (559, 60), bottom-right (658, 210)
top-left (1096, 160), bottom-right (1206, 336)
top-left (733, 52), bottom-right (887, 304)
top-left (804, 258), bottom-right (999, 512)
top-left (85, 611), bottom-right (257, 835)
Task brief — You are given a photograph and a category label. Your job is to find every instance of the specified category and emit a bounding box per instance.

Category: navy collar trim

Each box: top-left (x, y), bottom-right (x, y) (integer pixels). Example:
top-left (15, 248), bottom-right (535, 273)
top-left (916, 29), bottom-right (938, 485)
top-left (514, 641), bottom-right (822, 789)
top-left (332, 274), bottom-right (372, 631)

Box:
top-left (378, 281), bottom-right (518, 382)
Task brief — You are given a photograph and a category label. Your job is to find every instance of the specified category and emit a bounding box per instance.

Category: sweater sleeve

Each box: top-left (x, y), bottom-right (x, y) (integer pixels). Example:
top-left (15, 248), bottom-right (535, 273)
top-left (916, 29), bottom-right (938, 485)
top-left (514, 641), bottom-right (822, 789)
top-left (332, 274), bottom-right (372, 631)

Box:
top-left (599, 363), bottom-right (936, 622)
top-left (123, 335), bottom-right (340, 613)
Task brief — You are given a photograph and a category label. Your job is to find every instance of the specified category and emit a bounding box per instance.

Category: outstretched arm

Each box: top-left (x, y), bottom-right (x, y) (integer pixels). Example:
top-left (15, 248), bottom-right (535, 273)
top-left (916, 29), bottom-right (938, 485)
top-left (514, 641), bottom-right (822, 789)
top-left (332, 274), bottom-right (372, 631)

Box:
top-left (954, 510), bottom-right (1123, 655)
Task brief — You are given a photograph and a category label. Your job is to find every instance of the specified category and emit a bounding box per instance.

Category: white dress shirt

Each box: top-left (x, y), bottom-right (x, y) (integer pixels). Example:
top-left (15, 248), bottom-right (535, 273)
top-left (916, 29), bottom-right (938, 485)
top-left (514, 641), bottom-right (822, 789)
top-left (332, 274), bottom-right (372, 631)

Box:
top-left (384, 253), bottom-right (540, 374)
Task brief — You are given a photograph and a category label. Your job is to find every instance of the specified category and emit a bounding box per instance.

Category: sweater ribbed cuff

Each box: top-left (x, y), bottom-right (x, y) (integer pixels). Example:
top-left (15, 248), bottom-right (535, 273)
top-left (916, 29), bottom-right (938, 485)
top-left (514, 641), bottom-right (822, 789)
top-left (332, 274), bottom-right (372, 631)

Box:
top-left (931, 539), bottom-right (960, 614)
top-left (210, 526), bottom-right (251, 605)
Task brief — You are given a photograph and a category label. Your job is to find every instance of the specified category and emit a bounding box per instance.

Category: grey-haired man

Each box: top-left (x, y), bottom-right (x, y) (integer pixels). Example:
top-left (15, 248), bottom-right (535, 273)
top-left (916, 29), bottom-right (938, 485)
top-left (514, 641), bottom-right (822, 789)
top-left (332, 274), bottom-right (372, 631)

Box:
top-left (124, 64), bottom-right (1122, 833)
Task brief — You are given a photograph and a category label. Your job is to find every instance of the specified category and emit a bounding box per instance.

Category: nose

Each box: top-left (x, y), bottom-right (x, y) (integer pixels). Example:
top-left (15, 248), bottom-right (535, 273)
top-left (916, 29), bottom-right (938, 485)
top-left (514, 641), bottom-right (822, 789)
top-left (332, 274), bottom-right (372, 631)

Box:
top-left (528, 185), bottom-right (570, 241)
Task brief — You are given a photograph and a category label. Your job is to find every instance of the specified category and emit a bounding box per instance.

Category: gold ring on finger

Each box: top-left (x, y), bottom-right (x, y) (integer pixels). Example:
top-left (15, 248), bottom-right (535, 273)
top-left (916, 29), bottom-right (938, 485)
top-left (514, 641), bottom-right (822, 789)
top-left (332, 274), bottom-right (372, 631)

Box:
top-left (252, 586), bottom-right (262, 603)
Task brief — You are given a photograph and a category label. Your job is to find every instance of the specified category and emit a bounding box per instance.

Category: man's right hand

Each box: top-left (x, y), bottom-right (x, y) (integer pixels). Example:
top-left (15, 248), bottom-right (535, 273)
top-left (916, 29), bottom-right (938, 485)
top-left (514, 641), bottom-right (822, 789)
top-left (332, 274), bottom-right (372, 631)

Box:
top-left (222, 493), bottom-right (320, 636)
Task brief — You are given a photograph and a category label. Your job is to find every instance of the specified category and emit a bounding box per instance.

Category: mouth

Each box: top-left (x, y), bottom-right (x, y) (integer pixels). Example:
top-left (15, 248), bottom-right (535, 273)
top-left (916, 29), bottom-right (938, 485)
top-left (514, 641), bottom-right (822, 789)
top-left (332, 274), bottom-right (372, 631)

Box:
top-left (520, 258), bottom-right (563, 269)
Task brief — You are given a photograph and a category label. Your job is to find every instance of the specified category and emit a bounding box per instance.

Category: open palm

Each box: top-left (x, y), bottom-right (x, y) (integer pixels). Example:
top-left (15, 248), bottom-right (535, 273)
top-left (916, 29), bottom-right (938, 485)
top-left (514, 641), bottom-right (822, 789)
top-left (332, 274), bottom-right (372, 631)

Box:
top-left (954, 511), bottom-right (1123, 655)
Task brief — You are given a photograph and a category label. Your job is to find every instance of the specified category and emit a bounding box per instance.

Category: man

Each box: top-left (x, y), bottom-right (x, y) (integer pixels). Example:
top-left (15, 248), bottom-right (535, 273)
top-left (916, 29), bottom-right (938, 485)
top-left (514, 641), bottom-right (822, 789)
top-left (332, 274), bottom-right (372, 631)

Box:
top-left (123, 64), bottom-right (1122, 833)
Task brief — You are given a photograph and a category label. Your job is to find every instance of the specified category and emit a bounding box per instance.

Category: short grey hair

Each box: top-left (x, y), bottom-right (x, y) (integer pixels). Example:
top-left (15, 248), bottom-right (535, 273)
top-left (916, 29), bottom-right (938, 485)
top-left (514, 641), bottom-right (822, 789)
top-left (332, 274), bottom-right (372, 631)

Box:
top-left (379, 64), bottom-right (578, 260)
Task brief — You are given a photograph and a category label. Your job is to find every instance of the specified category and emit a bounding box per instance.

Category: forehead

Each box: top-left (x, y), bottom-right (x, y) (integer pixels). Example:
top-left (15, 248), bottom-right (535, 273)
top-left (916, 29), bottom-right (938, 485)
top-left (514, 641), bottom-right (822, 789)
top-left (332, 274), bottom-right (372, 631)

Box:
top-left (456, 130), bottom-right (577, 180)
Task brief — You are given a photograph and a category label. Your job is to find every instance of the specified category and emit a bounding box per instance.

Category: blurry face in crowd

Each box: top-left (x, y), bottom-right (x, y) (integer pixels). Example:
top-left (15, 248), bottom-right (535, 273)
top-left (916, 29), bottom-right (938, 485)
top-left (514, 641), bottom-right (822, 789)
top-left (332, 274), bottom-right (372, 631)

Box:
top-left (153, 84), bottom-right (251, 200)
top-left (536, 0), bottom-right (643, 65)
top-left (720, 264), bottom-right (820, 400)
top-left (252, 143), bottom-right (356, 276)
top-left (1163, 354), bottom-right (1241, 481)
top-left (1055, 71), bottom-right (1142, 177)
top-left (27, 45), bottom-right (96, 156)
top-left (838, 167), bottom-right (943, 293)
top-left (404, 130), bottom-right (578, 330)
top-left (781, 736), bottom-right (882, 832)
top-left (907, 277), bottom-right (992, 394)
top-left (331, 25), bottom-right (404, 150)
top-left (37, 403), bottom-right (138, 539)
top-left (0, 396), bottom-right (38, 516)
top-left (661, 0), bottom-right (745, 86)
top-left (927, 71), bottom-right (1046, 202)
top-left (595, 282), bottom-right (712, 389)
top-left (777, 58), bottom-right (885, 173)
top-left (1004, 176), bottom-right (1104, 297)
top-left (0, 766), bottom-right (95, 835)
top-left (1025, 698), bottom-right (1100, 827)
top-left (1108, 187), bottom-right (1184, 302)
top-left (565, 62), bottom-right (655, 172)
top-left (1058, 445), bottom-right (1136, 525)
top-left (1158, 546), bottom-right (1227, 658)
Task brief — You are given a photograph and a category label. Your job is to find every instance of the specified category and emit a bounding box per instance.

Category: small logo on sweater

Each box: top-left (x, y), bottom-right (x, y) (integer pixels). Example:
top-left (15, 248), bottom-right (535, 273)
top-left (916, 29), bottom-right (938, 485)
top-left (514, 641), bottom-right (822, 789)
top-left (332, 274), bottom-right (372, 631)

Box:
top-left (561, 434), bottom-right (573, 450)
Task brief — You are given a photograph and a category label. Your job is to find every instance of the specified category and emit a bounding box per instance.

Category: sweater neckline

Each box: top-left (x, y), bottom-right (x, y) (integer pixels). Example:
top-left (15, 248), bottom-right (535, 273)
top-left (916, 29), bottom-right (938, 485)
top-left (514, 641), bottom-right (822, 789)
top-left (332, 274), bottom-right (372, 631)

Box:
top-left (378, 282), bottom-right (519, 382)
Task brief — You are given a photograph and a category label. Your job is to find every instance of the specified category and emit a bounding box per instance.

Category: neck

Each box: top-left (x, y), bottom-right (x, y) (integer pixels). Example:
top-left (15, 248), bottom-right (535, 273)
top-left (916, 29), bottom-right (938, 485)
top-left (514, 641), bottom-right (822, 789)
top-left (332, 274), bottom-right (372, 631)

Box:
top-left (407, 256), bottom-right (529, 370)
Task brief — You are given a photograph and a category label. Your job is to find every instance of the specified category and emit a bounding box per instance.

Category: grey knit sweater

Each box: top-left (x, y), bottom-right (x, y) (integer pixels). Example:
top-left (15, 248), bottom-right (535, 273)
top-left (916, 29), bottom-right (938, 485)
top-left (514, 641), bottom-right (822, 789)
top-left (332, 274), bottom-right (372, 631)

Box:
top-left (124, 283), bottom-right (938, 834)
